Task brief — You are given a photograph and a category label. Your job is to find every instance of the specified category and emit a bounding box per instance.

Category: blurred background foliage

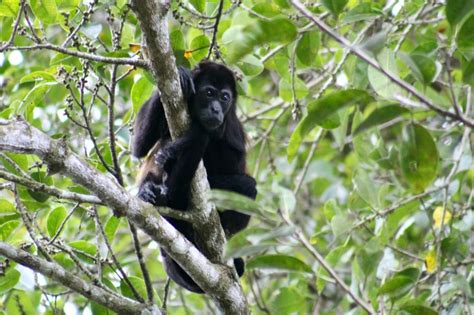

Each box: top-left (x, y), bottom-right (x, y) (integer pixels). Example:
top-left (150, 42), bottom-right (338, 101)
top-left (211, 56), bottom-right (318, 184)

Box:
top-left (0, 0), bottom-right (473, 314)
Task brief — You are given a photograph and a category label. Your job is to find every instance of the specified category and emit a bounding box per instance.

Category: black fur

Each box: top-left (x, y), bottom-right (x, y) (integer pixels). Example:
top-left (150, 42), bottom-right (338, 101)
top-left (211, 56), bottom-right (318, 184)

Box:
top-left (132, 61), bottom-right (257, 293)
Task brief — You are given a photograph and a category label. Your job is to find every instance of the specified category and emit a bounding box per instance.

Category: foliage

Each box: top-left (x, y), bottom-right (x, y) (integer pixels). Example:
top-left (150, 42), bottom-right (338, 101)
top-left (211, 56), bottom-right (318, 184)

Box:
top-left (0, 0), bottom-right (473, 314)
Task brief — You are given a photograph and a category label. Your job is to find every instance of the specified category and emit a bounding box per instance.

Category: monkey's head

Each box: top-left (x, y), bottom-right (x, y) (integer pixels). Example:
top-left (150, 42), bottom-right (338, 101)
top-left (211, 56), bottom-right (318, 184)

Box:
top-left (189, 61), bottom-right (237, 132)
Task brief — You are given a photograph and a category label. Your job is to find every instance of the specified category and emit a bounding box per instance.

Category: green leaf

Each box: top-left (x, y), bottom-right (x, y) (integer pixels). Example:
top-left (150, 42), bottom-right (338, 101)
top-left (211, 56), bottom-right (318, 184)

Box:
top-left (353, 104), bottom-right (409, 135)
top-left (120, 276), bottom-right (159, 303)
top-left (288, 89), bottom-right (373, 160)
top-left (399, 123), bottom-right (439, 193)
top-left (400, 304), bottom-right (438, 315)
top-left (353, 168), bottom-right (379, 207)
top-left (68, 240), bottom-right (97, 263)
top-left (247, 255), bottom-right (312, 273)
top-left (378, 276), bottom-right (415, 297)
top-left (189, 0), bottom-right (205, 13)
top-left (402, 53), bottom-right (439, 84)
top-left (30, 0), bottom-right (58, 24)
top-left (224, 18), bottom-right (297, 63)
top-left (446, 0), bottom-right (474, 26)
top-left (105, 215), bottom-right (121, 241)
top-left (368, 50), bottom-right (404, 100)
top-left (463, 59), bottom-right (474, 86)
top-left (0, 0), bottom-right (20, 17)
top-left (457, 13), bottom-right (474, 56)
top-left (271, 287), bottom-right (306, 315)
top-left (27, 171), bottom-right (53, 203)
top-left (296, 31), bottom-right (320, 66)
top-left (0, 220), bottom-right (20, 241)
top-left (190, 35), bottom-right (210, 61)
top-left (278, 77), bottom-right (308, 102)
top-left (322, 0), bottom-right (348, 16)
top-left (0, 269), bottom-right (20, 293)
top-left (237, 55), bottom-right (264, 77)
top-left (343, 3), bottom-right (382, 24)
top-left (47, 207), bottom-right (67, 237)
top-left (20, 71), bottom-right (56, 84)
top-left (131, 76), bottom-right (155, 113)
top-left (210, 189), bottom-right (270, 220)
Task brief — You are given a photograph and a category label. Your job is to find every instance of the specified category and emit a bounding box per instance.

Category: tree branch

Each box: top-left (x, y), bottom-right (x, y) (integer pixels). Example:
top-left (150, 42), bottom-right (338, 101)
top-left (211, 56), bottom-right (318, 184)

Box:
top-left (0, 242), bottom-right (153, 314)
top-left (0, 118), bottom-right (247, 313)
top-left (5, 44), bottom-right (147, 68)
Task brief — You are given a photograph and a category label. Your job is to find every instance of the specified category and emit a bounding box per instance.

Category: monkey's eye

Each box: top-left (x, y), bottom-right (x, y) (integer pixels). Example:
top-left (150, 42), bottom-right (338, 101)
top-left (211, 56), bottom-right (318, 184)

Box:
top-left (206, 89), bottom-right (215, 97)
top-left (220, 93), bottom-right (230, 102)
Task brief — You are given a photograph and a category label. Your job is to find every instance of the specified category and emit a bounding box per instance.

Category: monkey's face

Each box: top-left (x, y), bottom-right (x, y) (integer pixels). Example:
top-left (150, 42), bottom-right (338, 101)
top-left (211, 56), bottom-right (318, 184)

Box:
top-left (190, 83), bottom-right (233, 131)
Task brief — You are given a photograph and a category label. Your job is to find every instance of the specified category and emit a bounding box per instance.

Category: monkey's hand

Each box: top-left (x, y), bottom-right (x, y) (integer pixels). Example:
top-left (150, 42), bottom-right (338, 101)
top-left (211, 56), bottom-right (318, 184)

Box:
top-left (154, 144), bottom-right (179, 171)
top-left (137, 181), bottom-right (167, 206)
top-left (178, 66), bottom-right (195, 99)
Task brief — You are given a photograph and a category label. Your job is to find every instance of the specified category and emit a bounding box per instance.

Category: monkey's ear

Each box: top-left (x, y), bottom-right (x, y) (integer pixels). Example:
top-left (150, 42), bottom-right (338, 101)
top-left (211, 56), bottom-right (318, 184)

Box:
top-left (178, 66), bottom-right (195, 98)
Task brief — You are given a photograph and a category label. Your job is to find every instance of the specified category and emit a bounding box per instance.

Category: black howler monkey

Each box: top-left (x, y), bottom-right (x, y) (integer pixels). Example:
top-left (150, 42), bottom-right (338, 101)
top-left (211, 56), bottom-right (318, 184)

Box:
top-left (132, 61), bottom-right (257, 293)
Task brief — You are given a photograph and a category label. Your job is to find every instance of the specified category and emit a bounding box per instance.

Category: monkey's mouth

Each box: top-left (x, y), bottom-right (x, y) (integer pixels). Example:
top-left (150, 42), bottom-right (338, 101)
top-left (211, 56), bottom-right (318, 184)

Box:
top-left (203, 117), bottom-right (223, 130)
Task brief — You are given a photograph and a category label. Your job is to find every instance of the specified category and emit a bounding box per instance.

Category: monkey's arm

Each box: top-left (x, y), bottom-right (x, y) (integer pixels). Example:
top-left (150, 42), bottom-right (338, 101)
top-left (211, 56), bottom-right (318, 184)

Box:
top-left (132, 67), bottom-right (195, 158)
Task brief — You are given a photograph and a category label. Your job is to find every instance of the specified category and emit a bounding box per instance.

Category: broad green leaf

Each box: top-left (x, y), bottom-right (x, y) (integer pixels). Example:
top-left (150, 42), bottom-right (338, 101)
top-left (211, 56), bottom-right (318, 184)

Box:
top-left (343, 3), bottom-right (382, 24)
top-left (402, 53), bottom-right (439, 84)
top-left (399, 124), bottom-right (439, 192)
top-left (247, 255), bottom-right (312, 273)
top-left (271, 287), bottom-right (306, 315)
top-left (5, 290), bottom-right (40, 314)
top-left (463, 59), bottom-right (474, 86)
top-left (378, 276), bottom-right (415, 297)
top-left (322, 0), bottom-right (348, 16)
top-left (0, 220), bottom-right (20, 241)
top-left (288, 89), bottom-right (373, 160)
top-left (120, 276), bottom-right (160, 303)
top-left (353, 104), bottom-right (408, 135)
top-left (223, 18), bottom-right (297, 63)
top-left (357, 249), bottom-right (383, 276)
top-left (296, 31), bottom-right (320, 66)
top-left (237, 55), bottom-right (264, 77)
top-left (68, 240), bottom-right (97, 263)
top-left (446, 0), bottom-right (474, 26)
top-left (457, 13), bottom-right (474, 56)
top-left (353, 168), bottom-right (379, 207)
top-left (17, 82), bottom-right (57, 117)
top-left (210, 189), bottom-right (270, 220)
top-left (0, 269), bottom-right (20, 293)
top-left (26, 171), bottom-right (53, 203)
top-left (401, 304), bottom-right (438, 315)
top-left (0, 0), bottom-right (20, 17)
top-left (47, 206), bottom-right (67, 237)
top-left (170, 29), bottom-right (185, 51)
top-left (190, 35), bottom-right (210, 61)
top-left (20, 71), bottom-right (56, 84)
top-left (105, 215), bottom-right (121, 241)
top-left (57, 0), bottom-right (80, 12)
top-left (252, 3), bottom-right (280, 18)
top-left (30, 0), bottom-right (58, 24)
top-left (368, 50), bottom-right (404, 100)
top-left (131, 76), bottom-right (154, 113)
top-left (189, 0), bottom-right (205, 13)
top-left (226, 244), bottom-right (277, 259)
top-left (278, 77), bottom-right (308, 102)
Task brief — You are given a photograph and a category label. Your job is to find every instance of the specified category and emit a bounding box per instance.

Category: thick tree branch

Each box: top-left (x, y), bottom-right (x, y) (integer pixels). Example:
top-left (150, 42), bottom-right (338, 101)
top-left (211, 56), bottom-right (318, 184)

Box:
top-left (0, 242), bottom-right (153, 314)
top-left (0, 118), bottom-right (247, 313)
